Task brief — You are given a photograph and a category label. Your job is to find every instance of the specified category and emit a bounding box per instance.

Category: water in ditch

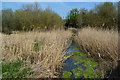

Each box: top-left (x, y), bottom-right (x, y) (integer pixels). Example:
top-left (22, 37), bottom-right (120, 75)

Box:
top-left (61, 41), bottom-right (100, 78)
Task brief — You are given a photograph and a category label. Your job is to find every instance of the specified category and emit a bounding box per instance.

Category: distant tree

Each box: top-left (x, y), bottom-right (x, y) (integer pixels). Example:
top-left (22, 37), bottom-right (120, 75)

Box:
top-left (65, 2), bottom-right (117, 29)
top-left (2, 2), bottom-right (117, 33)
top-left (12, 3), bottom-right (63, 31)
top-left (2, 9), bottom-right (14, 34)
top-left (0, 10), bottom-right (2, 32)
top-left (66, 8), bottom-right (80, 28)
top-left (118, 2), bottom-right (120, 32)
top-left (87, 10), bottom-right (96, 27)
top-left (94, 2), bottom-right (117, 29)
top-left (23, 2), bottom-right (41, 12)
top-left (14, 10), bottom-right (34, 31)
top-left (79, 8), bottom-right (89, 27)
top-left (39, 8), bottom-right (63, 30)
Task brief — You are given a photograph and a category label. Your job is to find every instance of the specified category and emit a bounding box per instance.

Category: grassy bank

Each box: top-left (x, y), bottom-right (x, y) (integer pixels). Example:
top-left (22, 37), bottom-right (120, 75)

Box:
top-left (74, 27), bottom-right (118, 77)
top-left (2, 30), bottom-right (72, 78)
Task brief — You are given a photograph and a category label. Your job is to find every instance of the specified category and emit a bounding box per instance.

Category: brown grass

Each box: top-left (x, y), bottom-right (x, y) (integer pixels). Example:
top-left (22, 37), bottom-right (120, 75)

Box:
top-left (2, 30), bottom-right (72, 78)
top-left (75, 27), bottom-right (118, 77)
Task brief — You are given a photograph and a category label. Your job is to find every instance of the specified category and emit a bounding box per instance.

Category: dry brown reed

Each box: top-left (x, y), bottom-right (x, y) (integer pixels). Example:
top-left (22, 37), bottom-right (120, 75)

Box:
top-left (75, 27), bottom-right (118, 77)
top-left (2, 30), bottom-right (72, 78)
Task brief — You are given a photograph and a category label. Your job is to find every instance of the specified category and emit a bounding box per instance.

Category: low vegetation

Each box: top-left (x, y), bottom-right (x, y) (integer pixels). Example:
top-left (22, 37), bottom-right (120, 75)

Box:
top-left (2, 30), bottom-right (72, 78)
top-left (74, 27), bottom-right (118, 77)
top-left (2, 61), bottom-right (33, 78)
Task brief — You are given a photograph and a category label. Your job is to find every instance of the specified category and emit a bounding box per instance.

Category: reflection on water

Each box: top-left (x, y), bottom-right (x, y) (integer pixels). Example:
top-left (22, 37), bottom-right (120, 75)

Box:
top-left (109, 60), bottom-right (120, 78)
top-left (65, 42), bottom-right (79, 55)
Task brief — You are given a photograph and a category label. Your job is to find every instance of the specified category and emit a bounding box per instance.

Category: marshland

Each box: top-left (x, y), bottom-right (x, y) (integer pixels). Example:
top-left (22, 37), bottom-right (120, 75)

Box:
top-left (1, 2), bottom-right (119, 79)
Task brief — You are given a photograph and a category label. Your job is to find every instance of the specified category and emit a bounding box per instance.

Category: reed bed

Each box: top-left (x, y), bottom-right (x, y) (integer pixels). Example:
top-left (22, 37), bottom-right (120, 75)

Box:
top-left (75, 27), bottom-right (118, 77)
top-left (2, 30), bottom-right (72, 78)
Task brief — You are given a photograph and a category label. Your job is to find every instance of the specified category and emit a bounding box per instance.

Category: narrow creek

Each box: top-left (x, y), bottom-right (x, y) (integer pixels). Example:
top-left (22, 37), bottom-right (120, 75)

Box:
top-left (60, 29), bottom-right (119, 79)
top-left (61, 36), bottom-right (100, 78)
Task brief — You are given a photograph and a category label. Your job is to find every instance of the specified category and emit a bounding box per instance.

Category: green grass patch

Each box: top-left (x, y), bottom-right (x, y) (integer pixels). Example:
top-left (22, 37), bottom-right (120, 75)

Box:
top-left (33, 40), bottom-right (44, 52)
top-left (70, 51), bottom-right (87, 57)
top-left (2, 61), bottom-right (34, 78)
top-left (62, 71), bottom-right (72, 78)
top-left (72, 68), bottom-right (83, 78)
top-left (73, 48), bottom-right (79, 50)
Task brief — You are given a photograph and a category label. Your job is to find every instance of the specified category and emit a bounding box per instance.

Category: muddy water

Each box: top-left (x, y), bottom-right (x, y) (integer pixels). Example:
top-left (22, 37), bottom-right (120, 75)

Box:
top-left (61, 41), bottom-right (100, 78)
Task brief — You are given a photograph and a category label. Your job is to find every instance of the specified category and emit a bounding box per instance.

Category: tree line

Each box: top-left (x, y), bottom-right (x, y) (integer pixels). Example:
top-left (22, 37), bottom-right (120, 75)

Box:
top-left (65, 2), bottom-right (118, 29)
top-left (2, 3), bottom-right (63, 34)
top-left (1, 2), bottom-right (118, 34)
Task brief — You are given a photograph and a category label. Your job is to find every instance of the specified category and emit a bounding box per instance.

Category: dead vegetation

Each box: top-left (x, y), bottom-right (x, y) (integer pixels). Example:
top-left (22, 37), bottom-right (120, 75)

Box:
top-left (74, 27), bottom-right (118, 77)
top-left (1, 27), bottom-right (119, 78)
top-left (2, 30), bottom-right (72, 78)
